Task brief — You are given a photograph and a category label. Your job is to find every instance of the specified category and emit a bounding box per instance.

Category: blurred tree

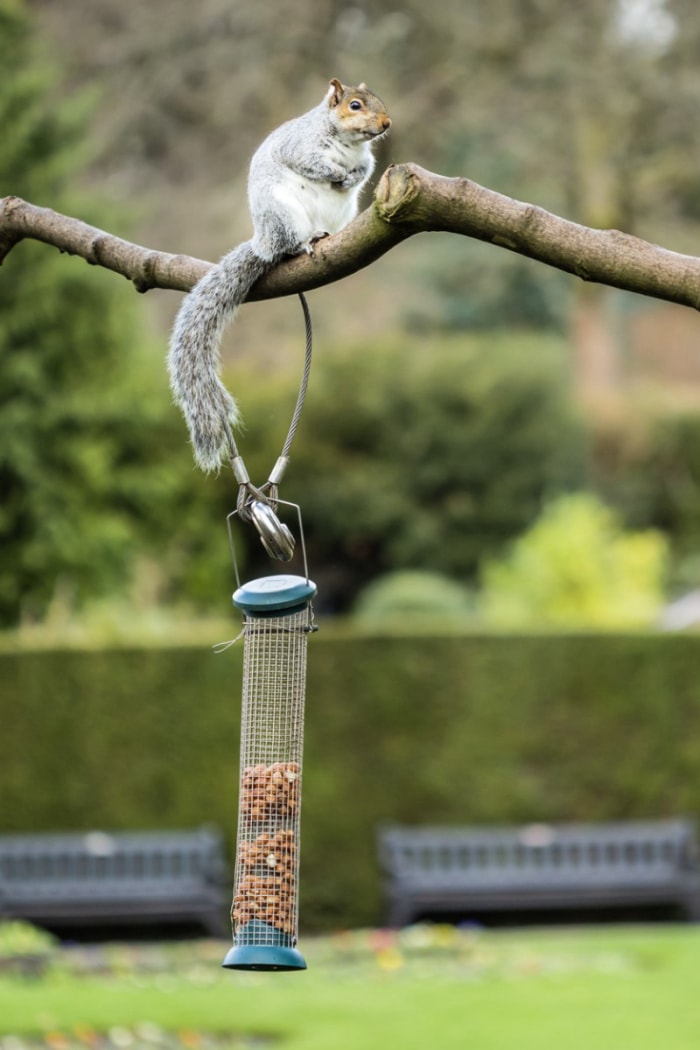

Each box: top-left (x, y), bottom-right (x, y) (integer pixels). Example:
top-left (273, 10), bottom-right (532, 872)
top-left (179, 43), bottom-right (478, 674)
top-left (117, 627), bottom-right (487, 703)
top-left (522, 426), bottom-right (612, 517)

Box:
top-left (225, 332), bottom-right (585, 611)
top-left (351, 570), bottom-right (474, 631)
top-left (588, 403), bottom-right (700, 592)
top-left (7, 0), bottom-right (700, 627)
top-left (0, 0), bottom-right (214, 625)
top-left (32, 1), bottom-right (700, 390)
top-left (369, 0), bottom-right (700, 389)
top-left (480, 491), bottom-right (668, 628)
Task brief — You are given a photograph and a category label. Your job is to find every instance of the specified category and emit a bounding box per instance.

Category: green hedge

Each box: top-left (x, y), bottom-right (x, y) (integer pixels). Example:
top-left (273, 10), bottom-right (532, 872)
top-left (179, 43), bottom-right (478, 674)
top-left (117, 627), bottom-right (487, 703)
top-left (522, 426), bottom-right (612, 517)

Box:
top-left (3, 633), bottom-right (700, 930)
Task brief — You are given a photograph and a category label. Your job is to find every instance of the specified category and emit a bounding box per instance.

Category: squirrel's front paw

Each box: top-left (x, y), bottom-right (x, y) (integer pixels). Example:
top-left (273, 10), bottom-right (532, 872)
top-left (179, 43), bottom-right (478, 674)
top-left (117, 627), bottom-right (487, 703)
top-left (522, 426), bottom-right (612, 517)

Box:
top-left (303, 231), bottom-right (329, 255)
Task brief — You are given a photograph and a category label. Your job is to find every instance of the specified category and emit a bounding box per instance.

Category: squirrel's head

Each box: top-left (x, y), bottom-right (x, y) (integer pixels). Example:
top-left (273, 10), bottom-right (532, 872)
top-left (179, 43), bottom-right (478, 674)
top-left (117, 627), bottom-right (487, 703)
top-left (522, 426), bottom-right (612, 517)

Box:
top-left (326, 78), bottom-right (392, 141)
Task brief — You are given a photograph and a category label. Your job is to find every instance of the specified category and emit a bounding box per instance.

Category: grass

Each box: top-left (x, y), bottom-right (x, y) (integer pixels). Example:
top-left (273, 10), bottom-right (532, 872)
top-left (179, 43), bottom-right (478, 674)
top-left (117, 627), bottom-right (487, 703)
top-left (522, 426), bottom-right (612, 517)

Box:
top-left (2, 925), bottom-right (700, 1050)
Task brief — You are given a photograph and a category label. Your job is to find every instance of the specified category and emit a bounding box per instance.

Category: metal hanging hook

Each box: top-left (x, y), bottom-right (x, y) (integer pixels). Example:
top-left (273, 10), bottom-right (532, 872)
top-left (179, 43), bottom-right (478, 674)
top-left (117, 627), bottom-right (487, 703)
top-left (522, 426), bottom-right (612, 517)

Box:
top-left (248, 500), bottom-right (295, 562)
top-left (227, 499), bottom-right (312, 588)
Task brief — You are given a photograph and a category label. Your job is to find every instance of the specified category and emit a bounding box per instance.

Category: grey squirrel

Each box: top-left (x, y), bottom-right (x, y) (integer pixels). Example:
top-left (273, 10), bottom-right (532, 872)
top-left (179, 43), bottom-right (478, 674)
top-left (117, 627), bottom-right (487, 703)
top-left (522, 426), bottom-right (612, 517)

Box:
top-left (168, 78), bottom-right (391, 472)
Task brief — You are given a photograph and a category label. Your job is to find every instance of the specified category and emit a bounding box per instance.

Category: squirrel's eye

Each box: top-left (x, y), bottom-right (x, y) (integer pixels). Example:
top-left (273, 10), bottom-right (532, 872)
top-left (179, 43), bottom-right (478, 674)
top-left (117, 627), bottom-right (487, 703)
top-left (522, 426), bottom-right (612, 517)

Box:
top-left (349, 100), bottom-right (363, 111)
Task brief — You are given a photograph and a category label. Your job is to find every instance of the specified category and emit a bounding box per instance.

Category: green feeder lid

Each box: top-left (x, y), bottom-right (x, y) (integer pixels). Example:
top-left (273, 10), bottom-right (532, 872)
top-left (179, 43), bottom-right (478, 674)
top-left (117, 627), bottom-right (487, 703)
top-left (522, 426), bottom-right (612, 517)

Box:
top-left (233, 574), bottom-right (317, 615)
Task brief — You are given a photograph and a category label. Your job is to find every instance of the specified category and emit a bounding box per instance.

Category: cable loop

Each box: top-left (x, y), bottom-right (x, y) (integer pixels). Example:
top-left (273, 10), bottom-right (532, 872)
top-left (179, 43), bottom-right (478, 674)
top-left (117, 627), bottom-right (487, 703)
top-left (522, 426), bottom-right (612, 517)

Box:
top-left (225, 291), bottom-right (312, 511)
top-left (224, 291), bottom-right (312, 557)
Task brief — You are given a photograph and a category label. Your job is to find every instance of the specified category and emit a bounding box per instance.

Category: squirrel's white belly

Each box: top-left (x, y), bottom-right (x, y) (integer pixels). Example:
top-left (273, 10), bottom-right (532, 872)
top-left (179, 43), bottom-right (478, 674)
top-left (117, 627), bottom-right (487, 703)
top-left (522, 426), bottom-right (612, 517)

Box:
top-left (274, 170), bottom-right (358, 244)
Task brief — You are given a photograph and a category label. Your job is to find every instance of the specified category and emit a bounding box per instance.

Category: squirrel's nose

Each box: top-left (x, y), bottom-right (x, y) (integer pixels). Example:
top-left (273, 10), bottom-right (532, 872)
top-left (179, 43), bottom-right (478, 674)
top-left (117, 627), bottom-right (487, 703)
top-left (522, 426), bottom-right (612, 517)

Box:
top-left (382, 117), bottom-right (392, 131)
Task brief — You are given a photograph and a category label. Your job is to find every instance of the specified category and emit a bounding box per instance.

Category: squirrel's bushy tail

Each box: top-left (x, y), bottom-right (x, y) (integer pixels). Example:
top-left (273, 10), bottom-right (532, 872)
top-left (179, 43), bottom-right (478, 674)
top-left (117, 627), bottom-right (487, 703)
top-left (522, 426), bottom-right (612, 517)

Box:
top-left (168, 241), bottom-right (269, 472)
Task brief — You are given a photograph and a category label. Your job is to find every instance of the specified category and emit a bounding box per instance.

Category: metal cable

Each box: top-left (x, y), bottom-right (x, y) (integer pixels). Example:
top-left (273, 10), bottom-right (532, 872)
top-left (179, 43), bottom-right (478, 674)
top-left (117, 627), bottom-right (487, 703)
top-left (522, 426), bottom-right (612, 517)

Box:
top-left (226, 292), bottom-right (313, 514)
top-left (280, 293), bottom-right (313, 460)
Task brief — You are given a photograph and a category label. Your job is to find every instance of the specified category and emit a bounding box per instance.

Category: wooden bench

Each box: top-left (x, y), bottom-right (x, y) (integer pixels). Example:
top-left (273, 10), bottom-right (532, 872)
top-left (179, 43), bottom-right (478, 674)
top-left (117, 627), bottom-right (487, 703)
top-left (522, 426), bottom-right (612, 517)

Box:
top-left (378, 819), bottom-right (700, 926)
top-left (0, 827), bottom-right (229, 936)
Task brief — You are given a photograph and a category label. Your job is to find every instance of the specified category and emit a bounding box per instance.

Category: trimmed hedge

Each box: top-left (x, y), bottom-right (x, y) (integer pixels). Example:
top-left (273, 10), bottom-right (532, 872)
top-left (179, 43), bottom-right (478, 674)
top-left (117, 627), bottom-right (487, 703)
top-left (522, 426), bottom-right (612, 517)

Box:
top-left (2, 633), bottom-right (700, 930)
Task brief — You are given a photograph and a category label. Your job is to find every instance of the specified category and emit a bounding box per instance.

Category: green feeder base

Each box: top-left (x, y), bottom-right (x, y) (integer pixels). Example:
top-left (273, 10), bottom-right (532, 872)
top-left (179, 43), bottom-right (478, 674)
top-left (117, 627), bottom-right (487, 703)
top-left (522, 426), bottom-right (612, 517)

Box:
top-left (222, 920), bottom-right (307, 972)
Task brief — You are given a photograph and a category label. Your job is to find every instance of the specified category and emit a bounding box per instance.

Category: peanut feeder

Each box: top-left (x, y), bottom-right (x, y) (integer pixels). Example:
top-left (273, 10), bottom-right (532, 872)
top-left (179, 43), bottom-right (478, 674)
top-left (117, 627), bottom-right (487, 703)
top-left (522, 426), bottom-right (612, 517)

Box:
top-left (218, 293), bottom-right (317, 972)
top-left (222, 572), bottom-right (316, 972)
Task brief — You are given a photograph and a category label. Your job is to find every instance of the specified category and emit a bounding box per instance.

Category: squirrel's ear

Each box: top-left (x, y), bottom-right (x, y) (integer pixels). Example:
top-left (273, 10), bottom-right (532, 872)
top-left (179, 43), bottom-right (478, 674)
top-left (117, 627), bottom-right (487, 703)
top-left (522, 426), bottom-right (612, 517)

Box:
top-left (358, 82), bottom-right (368, 91)
top-left (327, 78), bottom-right (344, 107)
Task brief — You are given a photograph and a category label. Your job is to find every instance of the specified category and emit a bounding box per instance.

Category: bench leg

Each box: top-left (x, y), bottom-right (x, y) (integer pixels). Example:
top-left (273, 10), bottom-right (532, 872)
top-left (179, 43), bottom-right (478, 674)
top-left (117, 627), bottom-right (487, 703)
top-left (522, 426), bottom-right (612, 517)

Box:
top-left (684, 892), bottom-right (700, 923)
top-left (387, 898), bottom-right (416, 928)
top-left (202, 912), bottom-right (229, 938)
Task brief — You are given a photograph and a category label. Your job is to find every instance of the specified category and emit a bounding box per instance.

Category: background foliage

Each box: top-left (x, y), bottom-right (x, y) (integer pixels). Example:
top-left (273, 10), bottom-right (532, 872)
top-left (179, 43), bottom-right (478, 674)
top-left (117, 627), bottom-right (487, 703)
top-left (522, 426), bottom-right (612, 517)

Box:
top-left (479, 492), bottom-right (668, 628)
top-left (0, 0), bottom-right (212, 625)
top-left (4, 1), bottom-right (700, 629)
top-left (3, 634), bottom-right (699, 930)
top-left (589, 404), bottom-right (700, 591)
top-left (225, 333), bottom-right (584, 610)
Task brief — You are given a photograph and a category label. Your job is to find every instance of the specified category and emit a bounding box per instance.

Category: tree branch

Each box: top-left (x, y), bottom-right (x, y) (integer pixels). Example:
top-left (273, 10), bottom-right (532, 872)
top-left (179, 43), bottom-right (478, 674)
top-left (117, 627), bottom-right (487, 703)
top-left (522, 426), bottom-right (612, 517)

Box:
top-left (2, 163), bottom-right (700, 311)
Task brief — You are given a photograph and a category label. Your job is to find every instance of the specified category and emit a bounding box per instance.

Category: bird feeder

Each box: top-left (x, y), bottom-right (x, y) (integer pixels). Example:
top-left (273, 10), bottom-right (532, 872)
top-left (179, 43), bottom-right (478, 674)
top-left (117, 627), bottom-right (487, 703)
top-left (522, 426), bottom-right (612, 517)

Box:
top-left (222, 504), bottom-right (316, 972)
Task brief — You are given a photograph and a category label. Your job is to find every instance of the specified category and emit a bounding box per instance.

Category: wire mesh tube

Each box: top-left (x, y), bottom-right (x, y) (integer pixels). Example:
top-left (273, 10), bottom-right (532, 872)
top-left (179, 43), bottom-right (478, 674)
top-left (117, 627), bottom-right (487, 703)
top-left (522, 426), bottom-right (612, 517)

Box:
top-left (222, 575), bottom-right (316, 972)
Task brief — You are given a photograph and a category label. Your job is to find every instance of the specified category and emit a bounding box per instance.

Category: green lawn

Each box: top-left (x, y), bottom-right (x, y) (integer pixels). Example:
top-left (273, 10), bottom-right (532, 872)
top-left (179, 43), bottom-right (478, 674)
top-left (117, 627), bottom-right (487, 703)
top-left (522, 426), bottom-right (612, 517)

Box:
top-left (2, 925), bottom-right (700, 1050)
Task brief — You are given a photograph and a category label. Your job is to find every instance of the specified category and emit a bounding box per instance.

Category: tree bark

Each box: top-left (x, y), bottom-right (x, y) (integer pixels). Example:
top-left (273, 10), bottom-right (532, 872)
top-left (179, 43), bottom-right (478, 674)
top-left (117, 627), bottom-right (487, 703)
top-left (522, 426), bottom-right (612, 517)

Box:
top-left (2, 163), bottom-right (700, 313)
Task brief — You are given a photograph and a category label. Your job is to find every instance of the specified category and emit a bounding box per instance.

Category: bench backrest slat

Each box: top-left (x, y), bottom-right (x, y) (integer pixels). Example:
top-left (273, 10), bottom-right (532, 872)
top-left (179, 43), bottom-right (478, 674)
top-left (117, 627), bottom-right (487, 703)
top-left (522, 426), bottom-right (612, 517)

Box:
top-left (0, 829), bottom-right (223, 888)
top-left (379, 820), bottom-right (699, 882)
